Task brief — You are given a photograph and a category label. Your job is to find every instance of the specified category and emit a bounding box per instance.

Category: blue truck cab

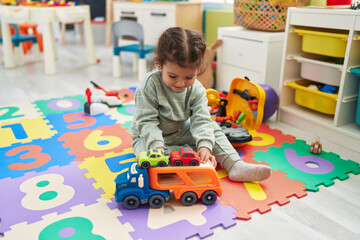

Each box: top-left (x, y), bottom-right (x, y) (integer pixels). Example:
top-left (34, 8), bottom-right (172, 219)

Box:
top-left (115, 163), bottom-right (170, 209)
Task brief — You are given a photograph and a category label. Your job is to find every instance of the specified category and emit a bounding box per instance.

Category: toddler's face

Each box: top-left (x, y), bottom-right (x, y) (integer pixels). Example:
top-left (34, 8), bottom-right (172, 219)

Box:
top-left (161, 61), bottom-right (198, 93)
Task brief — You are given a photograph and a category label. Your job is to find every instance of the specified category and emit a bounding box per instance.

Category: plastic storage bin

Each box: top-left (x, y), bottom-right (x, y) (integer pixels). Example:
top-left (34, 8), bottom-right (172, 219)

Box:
top-left (293, 56), bottom-right (343, 86)
top-left (350, 67), bottom-right (360, 125)
top-left (293, 29), bottom-right (348, 58)
top-left (287, 79), bottom-right (338, 115)
top-left (357, 83), bottom-right (360, 126)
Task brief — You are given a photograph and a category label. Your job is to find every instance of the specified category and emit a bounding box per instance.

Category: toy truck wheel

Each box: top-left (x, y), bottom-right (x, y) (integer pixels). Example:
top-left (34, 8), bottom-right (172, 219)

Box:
top-left (173, 160), bottom-right (182, 166)
top-left (180, 192), bottom-right (197, 206)
top-left (189, 160), bottom-right (199, 166)
top-left (157, 161), bottom-right (167, 167)
top-left (123, 195), bottom-right (140, 210)
top-left (141, 161), bottom-right (150, 169)
top-left (201, 190), bottom-right (217, 205)
top-left (149, 194), bottom-right (166, 209)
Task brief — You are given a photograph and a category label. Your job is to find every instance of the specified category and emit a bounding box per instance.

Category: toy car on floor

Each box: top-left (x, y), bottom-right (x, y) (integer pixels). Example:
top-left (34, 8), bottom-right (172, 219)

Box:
top-left (138, 148), bottom-right (169, 168)
top-left (170, 147), bottom-right (200, 166)
top-left (310, 138), bottom-right (322, 154)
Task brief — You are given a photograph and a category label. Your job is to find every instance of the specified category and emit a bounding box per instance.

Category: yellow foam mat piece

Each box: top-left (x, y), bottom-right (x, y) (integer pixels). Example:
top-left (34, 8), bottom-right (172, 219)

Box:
top-left (0, 116), bottom-right (57, 147)
top-left (79, 148), bottom-right (137, 199)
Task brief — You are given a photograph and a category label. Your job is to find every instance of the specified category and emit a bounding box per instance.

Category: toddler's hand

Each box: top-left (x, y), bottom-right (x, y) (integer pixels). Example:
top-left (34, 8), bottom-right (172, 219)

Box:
top-left (198, 147), bottom-right (217, 168)
top-left (156, 147), bottom-right (165, 152)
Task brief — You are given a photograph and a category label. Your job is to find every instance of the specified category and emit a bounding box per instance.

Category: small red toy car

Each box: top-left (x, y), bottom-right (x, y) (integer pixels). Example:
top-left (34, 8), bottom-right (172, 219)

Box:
top-left (170, 147), bottom-right (200, 166)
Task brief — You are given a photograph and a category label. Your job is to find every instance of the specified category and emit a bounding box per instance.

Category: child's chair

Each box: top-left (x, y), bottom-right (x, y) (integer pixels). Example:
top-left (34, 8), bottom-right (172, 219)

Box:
top-left (112, 20), bottom-right (156, 81)
top-left (0, 24), bottom-right (41, 66)
top-left (11, 24), bottom-right (40, 65)
top-left (19, 22), bottom-right (44, 53)
top-left (0, 7), bottom-right (40, 68)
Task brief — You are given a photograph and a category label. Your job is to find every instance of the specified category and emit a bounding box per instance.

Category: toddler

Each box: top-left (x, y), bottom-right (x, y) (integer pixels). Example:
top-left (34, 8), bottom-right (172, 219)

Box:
top-left (131, 27), bottom-right (271, 182)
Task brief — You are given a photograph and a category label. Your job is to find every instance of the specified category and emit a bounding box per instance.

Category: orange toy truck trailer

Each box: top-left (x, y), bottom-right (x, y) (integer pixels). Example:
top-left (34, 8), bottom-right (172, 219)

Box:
top-left (148, 162), bottom-right (222, 206)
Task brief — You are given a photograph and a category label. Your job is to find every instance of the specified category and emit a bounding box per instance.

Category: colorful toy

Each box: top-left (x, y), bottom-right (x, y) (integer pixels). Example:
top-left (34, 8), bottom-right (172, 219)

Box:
top-left (319, 84), bottom-right (339, 94)
top-left (138, 148), bottom-right (169, 168)
top-left (350, 0), bottom-right (360, 9)
top-left (149, 161), bottom-right (222, 206)
top-left (310, 138), bottom-right (322, 154)
top-left (170, 147), bottom-right (200, 166)
top-left (226, 77), bottom-right (266, 131)
top-left (259, 84), bottom-right (279, 122)
top-left (89, 81), bottom-right (123, 107)
top-left (220, 123), bottom-right (252, 143)
top-left (84, 88), bottom-right (109, 116)
top-left (206, 89), bottom-right (220, 109)
top-left (217, 98), bottom-right (228, 117)
top-left (115, 161), bottom-right (222, 209)
top-left (115, 163), bottom-right (170, 210)
top-left (205, 78), bottom-right (266, 146)
top-left (1, 0), bottom-right (17, 5)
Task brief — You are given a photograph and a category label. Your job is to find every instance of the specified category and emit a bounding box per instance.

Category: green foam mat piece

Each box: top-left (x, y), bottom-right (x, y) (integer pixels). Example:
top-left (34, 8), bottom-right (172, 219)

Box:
top-left (253, 140), bottom-right (360, 192)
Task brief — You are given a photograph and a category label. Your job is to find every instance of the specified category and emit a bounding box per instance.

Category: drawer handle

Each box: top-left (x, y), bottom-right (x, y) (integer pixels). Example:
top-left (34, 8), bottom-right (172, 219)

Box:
top-left (121, 11), bottom-right (135, 15)
top-left (151, 13), bottom-right (166, 17)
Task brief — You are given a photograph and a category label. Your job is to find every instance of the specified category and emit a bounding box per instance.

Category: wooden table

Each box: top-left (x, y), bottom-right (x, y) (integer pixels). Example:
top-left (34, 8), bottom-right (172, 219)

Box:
top-left (0, 5), bottom-right (96, 75)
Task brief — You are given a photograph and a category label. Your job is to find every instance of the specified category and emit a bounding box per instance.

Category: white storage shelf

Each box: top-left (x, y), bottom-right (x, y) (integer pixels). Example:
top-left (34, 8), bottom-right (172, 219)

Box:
top-left (279, 7), bottom-right (360, 154)
top-left (216, 27), bottom-right (285, 93)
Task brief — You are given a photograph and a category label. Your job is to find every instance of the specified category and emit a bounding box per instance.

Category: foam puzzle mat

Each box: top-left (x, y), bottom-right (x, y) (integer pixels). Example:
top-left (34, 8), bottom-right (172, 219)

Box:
top-left (0, 88), bottom-right (359, 239)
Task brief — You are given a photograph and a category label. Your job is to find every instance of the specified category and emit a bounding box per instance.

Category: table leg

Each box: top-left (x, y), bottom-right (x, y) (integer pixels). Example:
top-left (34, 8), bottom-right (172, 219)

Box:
top-left (61, 22), bottom-right (66, 46)
top-left (49, 23), bottom-right (58, 60)
top-left (1, 21), bottom-right (16, 69)
top-left (83, 17), bottom-right (96, 65)
top-left (42, 22), bottom-right (57, 75)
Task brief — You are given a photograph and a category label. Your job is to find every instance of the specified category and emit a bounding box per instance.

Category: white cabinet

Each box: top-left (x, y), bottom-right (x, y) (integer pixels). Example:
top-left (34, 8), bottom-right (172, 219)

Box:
top-left (216, 27), bottom-right (285, 93)
top-left (278, 7), bottom-right (360, 154)
top-left (112, 1), bottom-right (202, 45)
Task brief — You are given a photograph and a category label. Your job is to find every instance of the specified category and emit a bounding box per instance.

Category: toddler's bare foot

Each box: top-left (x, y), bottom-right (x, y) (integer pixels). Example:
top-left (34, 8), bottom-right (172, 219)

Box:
top-left (228, 161), bottom-right (271, 182)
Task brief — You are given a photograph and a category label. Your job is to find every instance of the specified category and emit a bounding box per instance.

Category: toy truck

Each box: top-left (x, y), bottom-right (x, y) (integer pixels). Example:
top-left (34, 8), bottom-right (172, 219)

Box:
top-left (115, 163), bottom-right (170, 209)
top-left (115, 162), bottom-right (222, 209)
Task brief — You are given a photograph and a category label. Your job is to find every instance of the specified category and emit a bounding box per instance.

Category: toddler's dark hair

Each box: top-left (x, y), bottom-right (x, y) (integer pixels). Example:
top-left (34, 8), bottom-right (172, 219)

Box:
top-left (155, 27), bottom-right (206, 69)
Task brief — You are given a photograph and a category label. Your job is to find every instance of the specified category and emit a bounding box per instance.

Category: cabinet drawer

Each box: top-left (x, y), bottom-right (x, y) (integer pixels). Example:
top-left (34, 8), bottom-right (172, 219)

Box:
top-left (217, 64), bottom-right (261, 92)
top-left (221, 36), bottom-right (264, 71)
top-left (114, 8), bottom-right (141, 21)
top-left (143, 9), bottom-right (175, 45)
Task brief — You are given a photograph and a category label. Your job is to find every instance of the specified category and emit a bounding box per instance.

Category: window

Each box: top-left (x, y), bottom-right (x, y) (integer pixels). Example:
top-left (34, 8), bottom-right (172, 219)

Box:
top-left (187, 172), bottom-right (213, 184)
top-left (158, 173), bottom-right (185, 185)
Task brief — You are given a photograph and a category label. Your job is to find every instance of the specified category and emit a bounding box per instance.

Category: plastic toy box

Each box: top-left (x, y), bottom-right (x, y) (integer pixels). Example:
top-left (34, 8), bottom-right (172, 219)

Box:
top-left (293, 56), bottom-right (342, 86)
top-left (350, 67), bottom-right (360, 125)
top-left (287, 79), bottom-right (338, 115)
top-left (293, 29), bottom-right (348, 58)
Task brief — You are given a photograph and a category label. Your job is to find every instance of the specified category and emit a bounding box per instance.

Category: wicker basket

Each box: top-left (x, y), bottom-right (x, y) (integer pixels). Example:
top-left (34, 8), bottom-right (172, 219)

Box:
top-left (234, 0), bottom-right (307, 31)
